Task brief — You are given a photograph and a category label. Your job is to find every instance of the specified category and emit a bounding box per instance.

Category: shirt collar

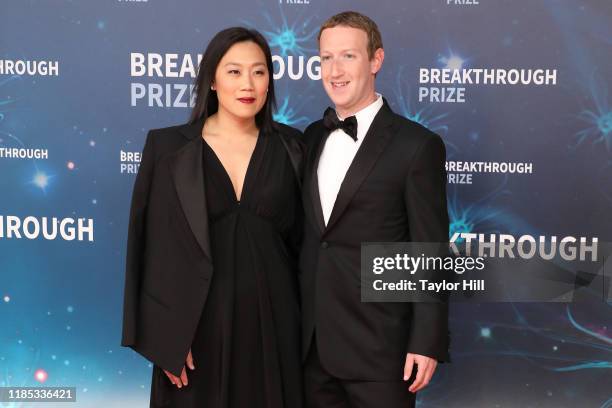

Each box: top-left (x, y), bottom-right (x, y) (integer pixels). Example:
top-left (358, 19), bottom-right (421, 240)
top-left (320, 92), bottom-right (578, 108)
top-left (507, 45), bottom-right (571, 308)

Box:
top-left (337, 93), bottom-right (383, 141)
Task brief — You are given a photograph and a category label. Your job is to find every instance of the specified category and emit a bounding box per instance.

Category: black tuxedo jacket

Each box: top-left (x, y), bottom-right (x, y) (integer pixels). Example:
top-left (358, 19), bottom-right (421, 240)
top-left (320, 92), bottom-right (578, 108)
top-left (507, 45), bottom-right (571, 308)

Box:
top-left (299, 100), bottom-right (450, 380)
top-left (121, 118), bottom-right (303, 377)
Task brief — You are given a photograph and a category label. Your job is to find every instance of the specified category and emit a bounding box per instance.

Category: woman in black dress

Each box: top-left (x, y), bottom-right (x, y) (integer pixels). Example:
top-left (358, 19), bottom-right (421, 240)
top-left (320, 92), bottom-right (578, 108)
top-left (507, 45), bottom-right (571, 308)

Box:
top-left (121, 27), bottom-right (304, 407)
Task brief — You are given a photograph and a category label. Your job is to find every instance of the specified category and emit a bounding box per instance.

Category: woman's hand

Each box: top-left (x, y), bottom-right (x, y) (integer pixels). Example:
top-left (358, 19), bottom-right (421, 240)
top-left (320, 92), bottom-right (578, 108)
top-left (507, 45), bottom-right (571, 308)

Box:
top-left (163, 349), bottom-right (195, 388)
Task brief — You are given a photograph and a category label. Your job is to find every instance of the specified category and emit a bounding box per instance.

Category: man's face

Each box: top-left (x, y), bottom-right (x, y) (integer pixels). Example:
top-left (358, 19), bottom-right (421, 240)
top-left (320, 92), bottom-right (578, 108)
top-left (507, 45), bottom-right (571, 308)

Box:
top-left (319, 25), bottom-right (383, 117)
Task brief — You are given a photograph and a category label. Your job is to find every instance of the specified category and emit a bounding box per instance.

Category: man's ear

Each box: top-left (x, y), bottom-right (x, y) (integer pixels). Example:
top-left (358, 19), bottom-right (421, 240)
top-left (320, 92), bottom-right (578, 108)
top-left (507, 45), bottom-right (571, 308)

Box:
top-left (371, 48), bottom-right (385, 75)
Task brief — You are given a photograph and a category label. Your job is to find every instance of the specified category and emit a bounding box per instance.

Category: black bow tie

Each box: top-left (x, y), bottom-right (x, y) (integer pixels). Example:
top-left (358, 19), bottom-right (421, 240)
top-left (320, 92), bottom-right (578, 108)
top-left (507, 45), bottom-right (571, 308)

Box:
top-left (323, 107), bottom-right (358, 141)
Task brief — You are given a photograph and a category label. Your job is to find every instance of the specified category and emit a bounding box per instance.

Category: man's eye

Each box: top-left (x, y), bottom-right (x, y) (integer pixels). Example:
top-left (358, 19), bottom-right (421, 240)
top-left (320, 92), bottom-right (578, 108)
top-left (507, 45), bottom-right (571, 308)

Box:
top-left (344, 54), bottom-right (354, 59)
top-left (321, 55), bottom-right (331, 61)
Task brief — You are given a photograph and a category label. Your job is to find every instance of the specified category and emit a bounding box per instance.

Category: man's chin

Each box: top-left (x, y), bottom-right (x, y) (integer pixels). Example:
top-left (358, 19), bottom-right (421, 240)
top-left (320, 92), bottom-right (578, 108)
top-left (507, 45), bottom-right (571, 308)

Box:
top-left (327, 96), bottom-right (353, 112)
top-left (324, 87), bottom-right (349, 106)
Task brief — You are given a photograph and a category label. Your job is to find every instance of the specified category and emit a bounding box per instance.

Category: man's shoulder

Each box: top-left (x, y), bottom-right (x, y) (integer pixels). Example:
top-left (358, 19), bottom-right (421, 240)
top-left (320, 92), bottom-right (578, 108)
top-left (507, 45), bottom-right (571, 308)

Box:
top-left (389, 109), bottom-right (435, 138)
top-left (386, 110), bottom-right (445, 152)
top-left (304, 119), bottom-right (325, 133)
top-left (303, 119), bottom-right (325, 145)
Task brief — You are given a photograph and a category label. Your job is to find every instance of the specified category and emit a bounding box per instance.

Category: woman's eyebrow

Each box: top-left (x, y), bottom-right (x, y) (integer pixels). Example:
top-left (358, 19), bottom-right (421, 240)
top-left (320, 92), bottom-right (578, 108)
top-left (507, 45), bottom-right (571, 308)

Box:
top-left (223, 62), bottom-right (267, 67)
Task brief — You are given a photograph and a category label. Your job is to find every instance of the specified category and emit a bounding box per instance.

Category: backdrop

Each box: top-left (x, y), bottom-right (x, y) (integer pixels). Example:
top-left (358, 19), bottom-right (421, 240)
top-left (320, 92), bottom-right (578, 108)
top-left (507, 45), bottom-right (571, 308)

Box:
top-left (1, 0), bottom-right (611, 407)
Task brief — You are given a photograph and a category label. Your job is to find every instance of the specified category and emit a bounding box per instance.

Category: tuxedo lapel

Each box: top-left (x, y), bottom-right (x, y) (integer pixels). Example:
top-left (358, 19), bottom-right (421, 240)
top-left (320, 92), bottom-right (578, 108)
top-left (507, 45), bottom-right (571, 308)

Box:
top-left (169, 118), bottom-right (212, 262)
top-left (324, 101), bottom-right (395, 233)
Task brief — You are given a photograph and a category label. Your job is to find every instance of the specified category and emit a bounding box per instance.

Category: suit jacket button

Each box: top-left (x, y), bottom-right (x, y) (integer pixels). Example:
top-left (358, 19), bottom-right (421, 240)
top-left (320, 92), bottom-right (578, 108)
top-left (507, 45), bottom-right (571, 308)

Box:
top-left (321, 241), bottom-right (329, 249)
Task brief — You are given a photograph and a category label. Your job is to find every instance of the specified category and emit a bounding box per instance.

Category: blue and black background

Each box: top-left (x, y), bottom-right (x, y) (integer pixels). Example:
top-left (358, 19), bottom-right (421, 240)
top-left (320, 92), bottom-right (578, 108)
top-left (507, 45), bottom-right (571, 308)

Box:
top-left (1, 1), bottom-right (611, 406)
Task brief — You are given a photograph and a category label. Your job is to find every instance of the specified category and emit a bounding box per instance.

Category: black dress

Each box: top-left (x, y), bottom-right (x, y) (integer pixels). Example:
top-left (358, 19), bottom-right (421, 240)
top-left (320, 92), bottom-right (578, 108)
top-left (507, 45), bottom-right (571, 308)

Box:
top-left (150, 131), bottom-right (303, 407)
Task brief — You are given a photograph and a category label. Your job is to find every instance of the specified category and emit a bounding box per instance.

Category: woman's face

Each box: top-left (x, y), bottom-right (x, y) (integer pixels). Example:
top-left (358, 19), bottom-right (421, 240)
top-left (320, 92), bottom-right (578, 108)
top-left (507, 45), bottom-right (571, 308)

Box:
top-left (213, 41), bottom-right (269, 122)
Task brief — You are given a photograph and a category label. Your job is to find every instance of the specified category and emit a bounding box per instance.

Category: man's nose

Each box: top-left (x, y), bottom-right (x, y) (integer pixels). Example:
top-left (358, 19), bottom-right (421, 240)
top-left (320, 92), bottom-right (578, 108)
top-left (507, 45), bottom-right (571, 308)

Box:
top-left (330, 59), bottom-right (344, 78)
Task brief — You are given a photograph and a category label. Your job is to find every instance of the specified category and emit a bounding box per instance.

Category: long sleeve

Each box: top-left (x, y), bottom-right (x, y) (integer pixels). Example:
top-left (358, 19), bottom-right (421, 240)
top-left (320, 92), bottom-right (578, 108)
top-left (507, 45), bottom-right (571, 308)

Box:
top-left (121, 130), bottom-right (156, 347)
top-left (278, 124), bottom-right (306, 261)
top-left (403, 133), bottom-right (451, 362)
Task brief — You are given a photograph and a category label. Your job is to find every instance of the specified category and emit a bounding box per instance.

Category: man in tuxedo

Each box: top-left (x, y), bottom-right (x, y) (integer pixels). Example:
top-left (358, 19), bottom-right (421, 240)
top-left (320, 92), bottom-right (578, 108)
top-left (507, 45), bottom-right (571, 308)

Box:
top-left (300, 11), bottom-right (450, 407)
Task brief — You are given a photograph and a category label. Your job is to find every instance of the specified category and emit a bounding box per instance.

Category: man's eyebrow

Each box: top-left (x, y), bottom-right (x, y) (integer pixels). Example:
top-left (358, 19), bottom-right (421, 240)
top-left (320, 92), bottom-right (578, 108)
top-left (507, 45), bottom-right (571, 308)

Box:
top-left (321, 48), bottom-right (359, 54)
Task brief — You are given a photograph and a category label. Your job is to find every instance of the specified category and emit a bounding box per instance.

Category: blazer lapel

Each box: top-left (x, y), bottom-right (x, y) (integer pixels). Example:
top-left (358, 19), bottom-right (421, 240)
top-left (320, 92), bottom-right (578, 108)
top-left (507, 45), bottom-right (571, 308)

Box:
top-left (169, 118), bottom-right (212, 262)
top-left (324, 101), bottom-right (396, 233)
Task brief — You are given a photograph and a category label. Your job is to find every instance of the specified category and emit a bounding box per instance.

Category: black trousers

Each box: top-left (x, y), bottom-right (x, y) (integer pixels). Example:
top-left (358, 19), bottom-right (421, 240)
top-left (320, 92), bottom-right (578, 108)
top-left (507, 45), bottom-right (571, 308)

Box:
top-left (304, 340), bottom-right (416, 408)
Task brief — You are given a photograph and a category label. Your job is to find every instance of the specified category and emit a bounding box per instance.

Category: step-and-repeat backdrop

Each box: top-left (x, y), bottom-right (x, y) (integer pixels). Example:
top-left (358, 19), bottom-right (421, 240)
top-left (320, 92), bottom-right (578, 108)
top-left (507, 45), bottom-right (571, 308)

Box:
top-left (1, 1), bottom-right (611, 407)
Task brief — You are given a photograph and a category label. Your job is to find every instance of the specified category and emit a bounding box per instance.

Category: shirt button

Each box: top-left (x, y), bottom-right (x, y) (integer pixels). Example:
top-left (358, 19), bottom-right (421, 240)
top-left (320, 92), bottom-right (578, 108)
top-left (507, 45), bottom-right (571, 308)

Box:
top-left (321, 241), bottom-right (329, 249)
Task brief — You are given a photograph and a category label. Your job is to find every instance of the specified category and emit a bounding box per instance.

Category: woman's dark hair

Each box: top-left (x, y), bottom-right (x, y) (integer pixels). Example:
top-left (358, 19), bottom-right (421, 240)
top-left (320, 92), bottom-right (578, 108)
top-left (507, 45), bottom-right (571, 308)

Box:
top-left (189, 27), bottom-right (277, 133)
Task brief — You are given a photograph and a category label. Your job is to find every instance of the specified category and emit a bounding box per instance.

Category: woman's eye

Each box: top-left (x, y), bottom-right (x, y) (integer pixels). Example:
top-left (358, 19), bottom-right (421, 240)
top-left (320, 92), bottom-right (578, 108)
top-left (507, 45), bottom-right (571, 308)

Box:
top-left (254, 70), bottom-right (266, 76)
top-left (228, 69), bottom-right (240, 75)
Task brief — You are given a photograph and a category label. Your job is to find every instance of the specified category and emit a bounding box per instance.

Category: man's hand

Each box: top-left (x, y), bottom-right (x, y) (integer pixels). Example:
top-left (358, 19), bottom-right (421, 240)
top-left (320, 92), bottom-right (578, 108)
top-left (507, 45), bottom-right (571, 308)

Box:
top-left (403, 353), bottom-right (437, 393)
top-left (163, 349), bottom-right (195, 389)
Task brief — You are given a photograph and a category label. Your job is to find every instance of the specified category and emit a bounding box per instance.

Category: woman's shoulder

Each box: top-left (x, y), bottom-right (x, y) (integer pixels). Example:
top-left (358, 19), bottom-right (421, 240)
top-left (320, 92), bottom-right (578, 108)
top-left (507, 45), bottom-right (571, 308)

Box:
top-left (273, 122), bottom-right (303, 139)
top-left (271, 122), bottom-right (305, 182)
top-left (272, 122), bottom-right (304, 151)
top-left (147, 120), bottom-right (202, 147)
top-left (149, 119), bottom-right (203, 140)
top-left (140, 120), bottom-right (203, 164)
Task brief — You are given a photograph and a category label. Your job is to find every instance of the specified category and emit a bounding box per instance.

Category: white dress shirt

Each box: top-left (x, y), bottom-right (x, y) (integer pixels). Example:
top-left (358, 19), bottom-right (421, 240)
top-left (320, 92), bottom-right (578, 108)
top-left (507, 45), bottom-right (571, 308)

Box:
top-left (317, 93), bottom-right (384, 225)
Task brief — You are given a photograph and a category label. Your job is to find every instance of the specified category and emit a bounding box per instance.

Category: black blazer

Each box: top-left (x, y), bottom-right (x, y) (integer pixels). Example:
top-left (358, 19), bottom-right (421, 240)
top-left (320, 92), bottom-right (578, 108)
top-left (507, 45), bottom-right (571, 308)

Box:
top-left (300, 99), bottom-right (450, 380)
top-left (121, 118), bottom-right (304, 377)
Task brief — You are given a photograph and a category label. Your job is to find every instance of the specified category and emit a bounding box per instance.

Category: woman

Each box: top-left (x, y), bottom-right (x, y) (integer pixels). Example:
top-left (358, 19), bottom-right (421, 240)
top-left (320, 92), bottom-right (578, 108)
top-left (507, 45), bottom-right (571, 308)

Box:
top-left (121, 27), bottom-right (304, 408)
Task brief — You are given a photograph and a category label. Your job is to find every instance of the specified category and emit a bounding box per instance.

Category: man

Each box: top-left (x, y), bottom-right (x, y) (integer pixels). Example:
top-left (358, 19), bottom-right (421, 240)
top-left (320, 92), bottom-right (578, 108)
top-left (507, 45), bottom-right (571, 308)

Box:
top-left (300, 11), bottom-right (450, 407)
